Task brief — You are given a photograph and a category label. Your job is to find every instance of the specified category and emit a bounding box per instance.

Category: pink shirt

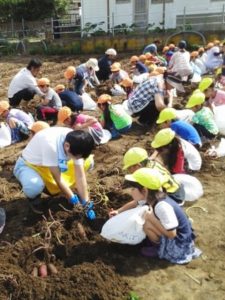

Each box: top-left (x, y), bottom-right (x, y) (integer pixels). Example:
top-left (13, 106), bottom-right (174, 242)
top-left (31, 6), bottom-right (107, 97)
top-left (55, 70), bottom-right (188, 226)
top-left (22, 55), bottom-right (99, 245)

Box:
top-left (75, 114), bottom-right (102, 130)
top-left (209, 90), bottom-right (225, 106)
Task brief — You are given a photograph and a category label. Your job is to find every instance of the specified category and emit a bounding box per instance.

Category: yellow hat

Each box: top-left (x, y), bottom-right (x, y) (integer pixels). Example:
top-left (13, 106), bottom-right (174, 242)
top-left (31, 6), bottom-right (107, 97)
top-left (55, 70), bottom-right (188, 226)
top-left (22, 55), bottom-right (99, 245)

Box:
top-left (37, 77), bottom-right (50, 87)
top-left (55, 84), bottom-right (65, 93)
top-left (156, 108), bottom-right (177, 124)
top-left (64, 66), bottom-right (76, 80)
top-left (125, 168), bottom-right (165, 190)
top-left (120, 78), bottom-right (133, 88)
top-left (185, 91), bottom-right (205, 108)
top-left (123, 147), bottom-right (148, 170)
top-left (97, 94), bottom-right (112, 104)
top-left (206, 42), bottom-right (214, 49)
top-left (198, 77), bottom-right (213, 92)
top-left (162, 46), bottom-right (169, 53)
top-left (57, 106), bottom-right (72, 124)
top-left (111, 62), bottom-right (121, 72)
top-left (30, 121), bottom-right (50, 133)
top-left (0, 101), bottom-right (10, 115)
top-left (151, 128), bottom-right (175, 149)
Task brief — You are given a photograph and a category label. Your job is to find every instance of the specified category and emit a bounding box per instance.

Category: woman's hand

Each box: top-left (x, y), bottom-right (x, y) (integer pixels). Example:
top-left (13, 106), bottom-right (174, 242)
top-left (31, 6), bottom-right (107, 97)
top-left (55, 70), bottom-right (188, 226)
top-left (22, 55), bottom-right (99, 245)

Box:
top-left (108, 209), bottom-right (118, 218)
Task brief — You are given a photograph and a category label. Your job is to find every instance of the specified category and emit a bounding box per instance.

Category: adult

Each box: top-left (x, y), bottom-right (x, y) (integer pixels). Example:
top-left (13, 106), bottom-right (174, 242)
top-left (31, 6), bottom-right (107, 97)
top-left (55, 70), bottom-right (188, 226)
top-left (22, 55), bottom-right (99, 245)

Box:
top-left (96, 48), bottom-right (117, 81)
top-left (8, 58), bottom-right (44, 106)
top-left (127, 74), bottom-right (185, 126)
top-left (13, 127), bottom-right (95, 218)
top-left (168, 40), bottom-right (193, 80)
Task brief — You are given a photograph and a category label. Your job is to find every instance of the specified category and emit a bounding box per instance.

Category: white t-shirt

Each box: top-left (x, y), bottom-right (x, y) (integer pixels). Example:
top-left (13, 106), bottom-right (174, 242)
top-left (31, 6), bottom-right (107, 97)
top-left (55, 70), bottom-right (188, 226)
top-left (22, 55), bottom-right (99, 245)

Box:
top-left (176, 109), bottom-right (195, 123)
top-left (8, 68), bottom-right (43, 98)
top-left (22, 127), bottom-right (72, 166)
top-left (180, 138), bottom-right (202, 171)
top-left (155, 201), bottom-right (178, 230)
top-left (169, 51), bottom-right (192, 77)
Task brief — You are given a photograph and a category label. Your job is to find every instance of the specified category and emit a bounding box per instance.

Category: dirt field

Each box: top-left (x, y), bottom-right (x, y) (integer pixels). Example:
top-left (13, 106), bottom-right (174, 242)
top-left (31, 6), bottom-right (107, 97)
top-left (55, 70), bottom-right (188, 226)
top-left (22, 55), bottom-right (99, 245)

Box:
top-left (0, 56), bottom-right (225, 300)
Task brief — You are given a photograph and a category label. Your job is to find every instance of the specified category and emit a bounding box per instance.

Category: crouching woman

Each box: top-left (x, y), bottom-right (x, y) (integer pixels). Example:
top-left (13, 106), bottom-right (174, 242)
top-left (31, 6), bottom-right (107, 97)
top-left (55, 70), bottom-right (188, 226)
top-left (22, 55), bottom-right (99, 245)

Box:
top-left (110, 168), bottom-right (202, 264)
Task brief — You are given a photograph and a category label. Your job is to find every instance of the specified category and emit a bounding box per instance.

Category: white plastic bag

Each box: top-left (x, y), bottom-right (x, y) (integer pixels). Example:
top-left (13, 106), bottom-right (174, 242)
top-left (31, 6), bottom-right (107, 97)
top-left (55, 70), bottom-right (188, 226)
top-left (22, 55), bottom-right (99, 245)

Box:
top-left (173, 174), bottom-right (203, 202)
top-left (213, 104), bottom-right (225, 135)
top-left (110, 84), bottom-right (126, 96)
top-left (122, 100), bottom-right (133, 116)
top-left (206, 138), bottom-right (225, 158)
top-left (100, 129), bottom-right (112, 144)
top-left (0, 122), bottom-right (11, 148)
top-left (101, 205), bottom-right (148, 245)
top-left (81, 93), bottom-right (97, 111)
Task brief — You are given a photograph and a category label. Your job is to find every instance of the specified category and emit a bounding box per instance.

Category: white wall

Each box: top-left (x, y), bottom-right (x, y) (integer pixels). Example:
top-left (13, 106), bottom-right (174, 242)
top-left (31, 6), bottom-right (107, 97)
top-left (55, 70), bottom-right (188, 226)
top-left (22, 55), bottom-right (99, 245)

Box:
top-left (81, 0), bottom-right (225, 31)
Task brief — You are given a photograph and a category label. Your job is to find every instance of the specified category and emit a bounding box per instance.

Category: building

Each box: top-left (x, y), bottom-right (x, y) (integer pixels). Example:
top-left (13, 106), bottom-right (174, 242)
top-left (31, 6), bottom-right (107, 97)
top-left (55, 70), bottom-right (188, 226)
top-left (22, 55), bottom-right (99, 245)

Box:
top-left (80, 0), bottom-right (225, 33)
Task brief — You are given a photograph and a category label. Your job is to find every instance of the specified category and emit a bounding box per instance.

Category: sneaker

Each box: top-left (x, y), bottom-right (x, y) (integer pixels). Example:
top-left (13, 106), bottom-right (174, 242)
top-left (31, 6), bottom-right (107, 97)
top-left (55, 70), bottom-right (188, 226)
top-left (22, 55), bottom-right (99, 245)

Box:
top-left (140, 246), bottom-right (158, 257)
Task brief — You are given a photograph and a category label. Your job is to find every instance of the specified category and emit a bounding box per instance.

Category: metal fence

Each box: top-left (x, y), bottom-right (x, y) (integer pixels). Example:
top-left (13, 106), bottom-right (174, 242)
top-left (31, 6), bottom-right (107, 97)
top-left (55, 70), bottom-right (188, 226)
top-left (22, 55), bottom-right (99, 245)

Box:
top-left (0, 5), bottom-right (225, 41)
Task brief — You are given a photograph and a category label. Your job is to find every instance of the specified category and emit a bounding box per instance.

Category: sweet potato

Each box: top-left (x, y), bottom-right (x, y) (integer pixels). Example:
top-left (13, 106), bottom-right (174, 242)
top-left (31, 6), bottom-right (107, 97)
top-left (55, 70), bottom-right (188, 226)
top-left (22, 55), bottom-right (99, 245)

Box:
top-left (77, 222), bottom-right (87, 239)
top-left (47, 263), bottom-right (58, 275)
top-left (31, 266), bottom-right (38, 277)
top-left (38, 264), bottom-right (48, 277)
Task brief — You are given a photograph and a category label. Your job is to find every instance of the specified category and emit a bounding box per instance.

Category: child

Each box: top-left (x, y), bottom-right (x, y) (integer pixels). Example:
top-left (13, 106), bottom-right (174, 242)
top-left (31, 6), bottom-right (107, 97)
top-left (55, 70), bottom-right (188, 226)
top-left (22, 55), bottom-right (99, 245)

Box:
top-left (36, 78), bottom-right (62, 123)
top-left (199, 77), bottom-right (225, 107)
top-left (0, 100), bottom-right (34, 143)
top-left (55, 84), bottom-right (83, 112)
top-left (156, 107), bottom-right (202, 147)
top-left (98, 94), bottom-right (132, 139)
top-left (129, 55), bottom-right (148, 76)
top-left (119, 78), bottom-right (134, 98)
top-left (186, 90), bottom-right (219, 140)
top-left (109, 168), bottom-right (201, 264)
top-left (57, 106), bottom-right (103, 145)
top-left (29, 121), bottom-right (50, 139)
top-left (110, 63), bottom-right (129, 84)
top-left (123, 147), bottom-right (185, 204)
top-left (150, 128), bottom-right (202, 174)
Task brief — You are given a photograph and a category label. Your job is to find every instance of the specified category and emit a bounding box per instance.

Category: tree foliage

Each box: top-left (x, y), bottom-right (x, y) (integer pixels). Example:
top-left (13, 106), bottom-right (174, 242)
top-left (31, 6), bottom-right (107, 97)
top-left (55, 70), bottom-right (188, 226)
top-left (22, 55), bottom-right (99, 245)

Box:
top-left (0, 0), bottom-right (69, 21)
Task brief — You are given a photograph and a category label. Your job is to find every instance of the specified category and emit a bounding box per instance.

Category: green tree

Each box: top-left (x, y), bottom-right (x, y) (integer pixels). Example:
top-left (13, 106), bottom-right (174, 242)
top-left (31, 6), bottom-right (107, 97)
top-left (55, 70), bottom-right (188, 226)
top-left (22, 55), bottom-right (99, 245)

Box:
top-left (0, 0), bottom-right (69, 21)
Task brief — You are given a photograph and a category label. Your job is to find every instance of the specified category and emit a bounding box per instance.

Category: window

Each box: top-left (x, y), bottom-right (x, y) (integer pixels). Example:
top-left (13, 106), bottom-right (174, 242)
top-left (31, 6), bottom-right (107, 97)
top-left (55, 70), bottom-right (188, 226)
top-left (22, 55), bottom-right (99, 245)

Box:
top-left (151, 0), bottom-right (173, 4)
top-left (116, 0), bottom-right (131, 3)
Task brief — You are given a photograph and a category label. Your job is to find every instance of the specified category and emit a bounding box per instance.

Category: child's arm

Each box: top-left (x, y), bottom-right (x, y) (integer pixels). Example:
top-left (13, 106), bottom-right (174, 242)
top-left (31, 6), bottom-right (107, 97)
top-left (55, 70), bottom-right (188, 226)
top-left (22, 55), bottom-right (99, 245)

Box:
top-left (109, 200), bottom-right (137, 218)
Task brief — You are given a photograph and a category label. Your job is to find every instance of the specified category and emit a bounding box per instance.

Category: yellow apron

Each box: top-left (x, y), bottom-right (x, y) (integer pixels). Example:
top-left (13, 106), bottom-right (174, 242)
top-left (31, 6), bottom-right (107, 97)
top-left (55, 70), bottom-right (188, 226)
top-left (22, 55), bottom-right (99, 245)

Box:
top-left (25, 155), bottom-right (94, 195)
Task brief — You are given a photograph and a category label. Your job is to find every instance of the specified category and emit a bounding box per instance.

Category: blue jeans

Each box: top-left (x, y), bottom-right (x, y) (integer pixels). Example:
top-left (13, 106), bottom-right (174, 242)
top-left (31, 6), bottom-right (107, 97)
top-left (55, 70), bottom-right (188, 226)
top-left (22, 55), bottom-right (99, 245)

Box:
top-left (13, 157), bottom-right (45, 199)
top-left (110, 124), bottom-right (132, 139)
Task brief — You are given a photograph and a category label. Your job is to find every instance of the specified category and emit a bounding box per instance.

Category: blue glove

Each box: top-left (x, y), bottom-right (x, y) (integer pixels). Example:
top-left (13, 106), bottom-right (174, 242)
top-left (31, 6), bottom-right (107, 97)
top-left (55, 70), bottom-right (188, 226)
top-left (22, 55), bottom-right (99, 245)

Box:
top-left (69, 194), bottom-right (79, 205)
top-left (81, 200), bottom-right (96, 220)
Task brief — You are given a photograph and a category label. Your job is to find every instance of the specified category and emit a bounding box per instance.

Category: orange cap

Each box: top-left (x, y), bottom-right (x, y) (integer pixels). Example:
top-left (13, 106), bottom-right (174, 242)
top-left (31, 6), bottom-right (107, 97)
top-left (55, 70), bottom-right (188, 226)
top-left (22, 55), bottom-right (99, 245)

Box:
top-left (30, 121), bottom-right (50, 133)
top-left (0, 101), bottom-right (9, 115)
top-left (64, 66), bottom-right (76, 80)
top-left (169, 43), bottom-right (175, 49)
top-left (37, 77), bottom-right (50, 86)
top-left (139, 54), bottom-right (146, 63)
top-left (162, 46), bottom-right (169, 53)
top-left (190, 51), bottom-right (199, 57)
top-left (198, 47), bottom-right (204, 53)
top-left (120, 78), bottom-right (133, 88)
top-left (111, 62), bottom-right (121, 72)
top-left (97, 94), bottom-right (112, 104)
top-left (130, 55), bottom-right (139, 63)
top-left (55, 84), bottom-right (65, 93)
top-left (206, 42), bottom-right (214, 49)
top-left (57, 106), bottom-right (72, 124)
top-left (145, 52), bottom-right (153, 60)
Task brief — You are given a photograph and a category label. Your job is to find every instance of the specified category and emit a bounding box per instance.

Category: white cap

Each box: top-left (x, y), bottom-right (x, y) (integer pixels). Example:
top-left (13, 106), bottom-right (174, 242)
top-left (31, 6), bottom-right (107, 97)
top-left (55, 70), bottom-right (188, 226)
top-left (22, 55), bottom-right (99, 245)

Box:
top-left (86, 58), bottom-right (99, 71)
top-left (105, 48), bottom-right (117, 56)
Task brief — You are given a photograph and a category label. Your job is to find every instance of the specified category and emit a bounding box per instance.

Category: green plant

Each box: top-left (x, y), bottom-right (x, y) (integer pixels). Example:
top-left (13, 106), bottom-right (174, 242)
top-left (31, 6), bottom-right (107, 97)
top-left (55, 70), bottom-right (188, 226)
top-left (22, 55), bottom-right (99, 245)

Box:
top-left (127, 291), bottom-right (140, 300)
top-left (82, 21), bottom-right (105, 36)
